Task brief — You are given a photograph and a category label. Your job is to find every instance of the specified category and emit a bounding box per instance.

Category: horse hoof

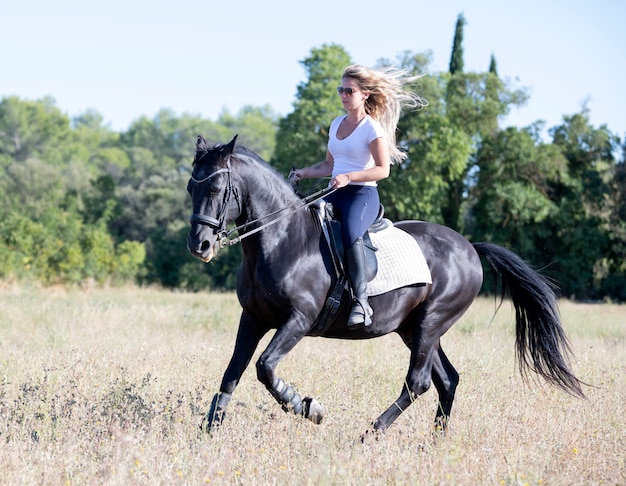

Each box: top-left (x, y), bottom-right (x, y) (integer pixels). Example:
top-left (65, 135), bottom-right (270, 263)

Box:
top-left (198, 419), bottom-right (212, 438)
top-left (199, 412), bottom-right (223, 438)
top-left (303, 397), bottom-right (324, 424)
top-left (361, 426), bottom-right (383, 443)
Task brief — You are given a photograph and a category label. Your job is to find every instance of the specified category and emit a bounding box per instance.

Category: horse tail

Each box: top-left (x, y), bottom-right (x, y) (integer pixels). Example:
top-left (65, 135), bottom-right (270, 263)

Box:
top-left (473, 242), bottom-right (585, 398)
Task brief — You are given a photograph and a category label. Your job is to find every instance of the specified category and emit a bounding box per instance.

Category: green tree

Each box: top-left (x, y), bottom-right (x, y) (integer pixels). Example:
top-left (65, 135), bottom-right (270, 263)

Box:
top-left (111, 167), bottom-right (189, 269)
top-left (439, 70), bottom-right (528, 229)
top-left (469, 110), bottom-right (622, 300)
top-left (0, 96), bottom-right (71, 165)
top-left (442, 13), bottom-right (529, 230)
top-left (603, 151), bottom-right (626, 299)
top-left (70, 112), bottom-right (127, 175)
top-left (382, 51), bottom-right (473, 223)
top-left (121, 109), bottom-right (219, 171)
top-left (0, 158), bottom-right (66, 218)
top-left (449, 14), bottom-right (466, 75)
top-left (271, 43), bottom-right (351, 188)
top-left (468, 125), bottom-right (566, 261)
top-left (216, 105), bottom-right (278, 161)
top-left (544, 110), bottom-right (621, 299)
top-left (488, 54), bottom-right (498, 75)
top-left (0, 208), bottom-right (145, 285)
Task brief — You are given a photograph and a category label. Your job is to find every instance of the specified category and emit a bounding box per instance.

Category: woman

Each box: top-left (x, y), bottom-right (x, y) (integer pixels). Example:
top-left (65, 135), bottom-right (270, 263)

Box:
top-left (290, 64), bottom-right (427, 329)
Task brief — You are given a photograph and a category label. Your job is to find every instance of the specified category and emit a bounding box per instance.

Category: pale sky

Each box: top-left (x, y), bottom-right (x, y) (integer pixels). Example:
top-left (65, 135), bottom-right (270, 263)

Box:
top-left (2, 0), bottom-right (624, 142)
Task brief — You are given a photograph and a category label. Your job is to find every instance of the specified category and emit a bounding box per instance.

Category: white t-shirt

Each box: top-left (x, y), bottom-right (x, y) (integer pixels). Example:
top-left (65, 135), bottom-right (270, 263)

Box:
top-left (328, 115), bottom-right (385, 187)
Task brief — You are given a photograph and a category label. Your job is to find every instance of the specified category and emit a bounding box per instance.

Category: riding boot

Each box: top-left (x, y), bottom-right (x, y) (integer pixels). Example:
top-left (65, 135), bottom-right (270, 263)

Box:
top-left (345, 237), bottom-right (373, 329)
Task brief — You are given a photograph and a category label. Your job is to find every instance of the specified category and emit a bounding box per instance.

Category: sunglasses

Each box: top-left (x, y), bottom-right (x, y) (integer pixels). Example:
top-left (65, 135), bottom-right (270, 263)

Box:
top-left (336, 87), bottom-right (358, 96)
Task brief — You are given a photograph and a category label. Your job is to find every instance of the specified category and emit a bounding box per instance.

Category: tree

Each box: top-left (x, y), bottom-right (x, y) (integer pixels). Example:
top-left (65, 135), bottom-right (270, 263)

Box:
top-left (271, 43), bottom-right (351, 188)
top-left (468, 125), bottom-right (566, 262)
top-left (0, 208), bottom-right (145, 285)
top-left (0, 157), bottom-right (67, 219)
top-left (381, 51), bottom-right (473, 223)
top-left (216, 105), bottom-right (278, 161)
top-left (441, 13), bottom-right (529, 230)
top-left (488, 54), bottom-right (498, 75)
top-left (449, 14), bottom-right (466, 75)
top-left (484, 57), bottom-right (503, 137)
top-left (440, 71), bottom-right (529, 229)
top-left (121, 109), bottom-right (220, 172)
top-left (604, 151), bottom-right (626, 299)
top-left (0, 96), bottom-right (71, 165)
top-left (469, 110), bottom-right (623, 300)
top-left (544, 110), bottom-right (621, 299)
top-left (70, 109), bottom-right (126, 176)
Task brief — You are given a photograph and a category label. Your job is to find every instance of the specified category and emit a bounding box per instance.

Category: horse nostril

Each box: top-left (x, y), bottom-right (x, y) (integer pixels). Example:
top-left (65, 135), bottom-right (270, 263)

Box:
top-left (201, 240), bottom-right (212, 252)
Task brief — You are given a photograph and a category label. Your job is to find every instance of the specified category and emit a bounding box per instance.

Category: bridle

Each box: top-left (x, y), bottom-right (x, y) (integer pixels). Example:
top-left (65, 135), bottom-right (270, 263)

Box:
top-left (188, 154), bottom-right (336, 251)
top-left (189, 157), bottom-right (239, 236)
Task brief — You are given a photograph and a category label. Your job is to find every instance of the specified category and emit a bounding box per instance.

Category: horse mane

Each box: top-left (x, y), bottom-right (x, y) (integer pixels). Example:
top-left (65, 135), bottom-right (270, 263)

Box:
top-left (232, 146), bottom-right (300, 203)
top-left (193, 137), bottom-right (299, 204)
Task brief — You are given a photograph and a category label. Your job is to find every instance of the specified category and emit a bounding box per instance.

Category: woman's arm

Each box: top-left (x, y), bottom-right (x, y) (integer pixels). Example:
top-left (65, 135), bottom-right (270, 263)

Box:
top-left (290, 151), bottom-right (334, 181)
top-left (331, 137), bottom-right (390, 188)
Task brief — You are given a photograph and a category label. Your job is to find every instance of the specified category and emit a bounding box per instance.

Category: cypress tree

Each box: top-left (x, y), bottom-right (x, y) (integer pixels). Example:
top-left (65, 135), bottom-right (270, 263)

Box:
top-left (489, 53), bottom-right (498, 75)
top-left (449, 13), bottom-right (466, 74)
top-left (443, 13), bottom-right (467, 230)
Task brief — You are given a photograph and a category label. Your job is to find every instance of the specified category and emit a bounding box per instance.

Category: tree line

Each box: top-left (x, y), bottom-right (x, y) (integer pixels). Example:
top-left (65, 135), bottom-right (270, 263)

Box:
top-left (1, 17), bottom-right (624, 300)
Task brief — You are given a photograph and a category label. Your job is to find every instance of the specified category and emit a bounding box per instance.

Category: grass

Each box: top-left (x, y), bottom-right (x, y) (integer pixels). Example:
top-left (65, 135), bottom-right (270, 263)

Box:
top-left (0, 285), bottom-right (624, 485)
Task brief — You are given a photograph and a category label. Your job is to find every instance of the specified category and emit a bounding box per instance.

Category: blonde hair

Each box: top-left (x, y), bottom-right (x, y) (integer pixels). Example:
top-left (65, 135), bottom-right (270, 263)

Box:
top-left (342, 64), bottom-right (428, 164)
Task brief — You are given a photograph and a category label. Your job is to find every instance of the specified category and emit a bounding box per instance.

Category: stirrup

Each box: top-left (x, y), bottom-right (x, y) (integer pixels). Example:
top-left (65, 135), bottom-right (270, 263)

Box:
top-left (347, 299), bottom-right (373, 329)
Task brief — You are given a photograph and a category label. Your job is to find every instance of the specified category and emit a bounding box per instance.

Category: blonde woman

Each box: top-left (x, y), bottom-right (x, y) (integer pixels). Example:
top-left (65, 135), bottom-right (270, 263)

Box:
top-left (291, 64), bottom-right (427, 329)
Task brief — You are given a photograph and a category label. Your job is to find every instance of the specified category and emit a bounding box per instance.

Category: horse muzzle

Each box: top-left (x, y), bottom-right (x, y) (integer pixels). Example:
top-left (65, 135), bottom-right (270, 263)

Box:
top-left (187, 231), bottom-right (217, 263)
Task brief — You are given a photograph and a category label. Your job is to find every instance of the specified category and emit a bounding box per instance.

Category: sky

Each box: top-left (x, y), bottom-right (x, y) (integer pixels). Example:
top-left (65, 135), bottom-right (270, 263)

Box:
top-left (2, 0), bottom-right (625, 141)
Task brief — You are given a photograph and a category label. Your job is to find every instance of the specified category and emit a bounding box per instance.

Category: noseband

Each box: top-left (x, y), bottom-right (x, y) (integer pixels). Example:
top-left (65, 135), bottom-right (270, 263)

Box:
top-left (189, 158), bottom-right (240, 238)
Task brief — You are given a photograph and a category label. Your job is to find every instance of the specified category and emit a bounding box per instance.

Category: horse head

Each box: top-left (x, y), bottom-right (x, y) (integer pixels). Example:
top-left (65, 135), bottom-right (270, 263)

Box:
top-left (187, 135), bottom-right (240, 263)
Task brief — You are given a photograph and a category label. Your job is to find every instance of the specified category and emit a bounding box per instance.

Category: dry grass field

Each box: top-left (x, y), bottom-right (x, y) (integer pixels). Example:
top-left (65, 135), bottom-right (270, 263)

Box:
top-left (0, 285), bottom-right (623, 485)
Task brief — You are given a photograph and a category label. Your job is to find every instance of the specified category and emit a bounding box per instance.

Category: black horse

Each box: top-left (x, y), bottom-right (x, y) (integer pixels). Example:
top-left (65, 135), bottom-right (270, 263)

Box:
top-left (187, 135), bottom-right (584, 437)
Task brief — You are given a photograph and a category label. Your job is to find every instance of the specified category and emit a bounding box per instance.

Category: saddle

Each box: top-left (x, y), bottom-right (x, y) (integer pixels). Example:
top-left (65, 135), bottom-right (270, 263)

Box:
top-left (311, 200), bottom-right (391, 331)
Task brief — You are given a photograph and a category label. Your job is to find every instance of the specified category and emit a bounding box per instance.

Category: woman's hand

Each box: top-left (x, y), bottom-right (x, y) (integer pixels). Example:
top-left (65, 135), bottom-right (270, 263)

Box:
top-left (288, 168), bottom-right (304, 183)
top-left (331, 173), bottom-right (352, 188)
top-left (290, 157), bottom-right (335, 184)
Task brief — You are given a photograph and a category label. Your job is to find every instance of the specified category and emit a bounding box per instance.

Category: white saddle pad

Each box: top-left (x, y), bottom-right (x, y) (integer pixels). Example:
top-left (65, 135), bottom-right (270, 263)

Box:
top-left (366, 222), bottom-right (432, 296)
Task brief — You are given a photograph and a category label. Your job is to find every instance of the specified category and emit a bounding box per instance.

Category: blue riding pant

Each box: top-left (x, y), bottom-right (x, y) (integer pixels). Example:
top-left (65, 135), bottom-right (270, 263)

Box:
top-left (325, 184), bottom-right (380, 249)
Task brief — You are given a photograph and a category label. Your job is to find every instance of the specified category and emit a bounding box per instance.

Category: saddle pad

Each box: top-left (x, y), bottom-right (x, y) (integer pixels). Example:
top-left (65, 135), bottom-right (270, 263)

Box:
top-left (367, 223), bottom-right (432, 296)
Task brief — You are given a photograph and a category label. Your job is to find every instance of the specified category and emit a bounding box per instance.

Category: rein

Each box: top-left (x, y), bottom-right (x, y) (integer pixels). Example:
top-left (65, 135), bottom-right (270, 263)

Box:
top-left (216, 185), bottom-right (337, 249)
top-left (189, 157), bottom-right (337, 251)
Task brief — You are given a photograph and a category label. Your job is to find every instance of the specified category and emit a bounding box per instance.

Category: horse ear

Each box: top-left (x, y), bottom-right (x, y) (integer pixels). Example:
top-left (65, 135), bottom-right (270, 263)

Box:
top-left (196, 135), bottom-right (207, 151)
top-left (223, 134), bottom-right (238, 155)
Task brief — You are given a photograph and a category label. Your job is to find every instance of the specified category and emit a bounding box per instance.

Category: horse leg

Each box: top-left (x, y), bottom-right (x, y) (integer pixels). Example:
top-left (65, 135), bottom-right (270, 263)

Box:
top-left (366, 343), bottom-right (457, 440)
top-left (431, 344), bottom-right (459, 434)
top-left (256, 312), bottom-right (324, 425)
top-left (366, 336), bottom-right (438, 437)
top-left (201, 313), bottom-right (265, 434)
top-left (366, 297), bottom-right (471, 438)
top-left (367, 382), bottom-right (420, 438)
